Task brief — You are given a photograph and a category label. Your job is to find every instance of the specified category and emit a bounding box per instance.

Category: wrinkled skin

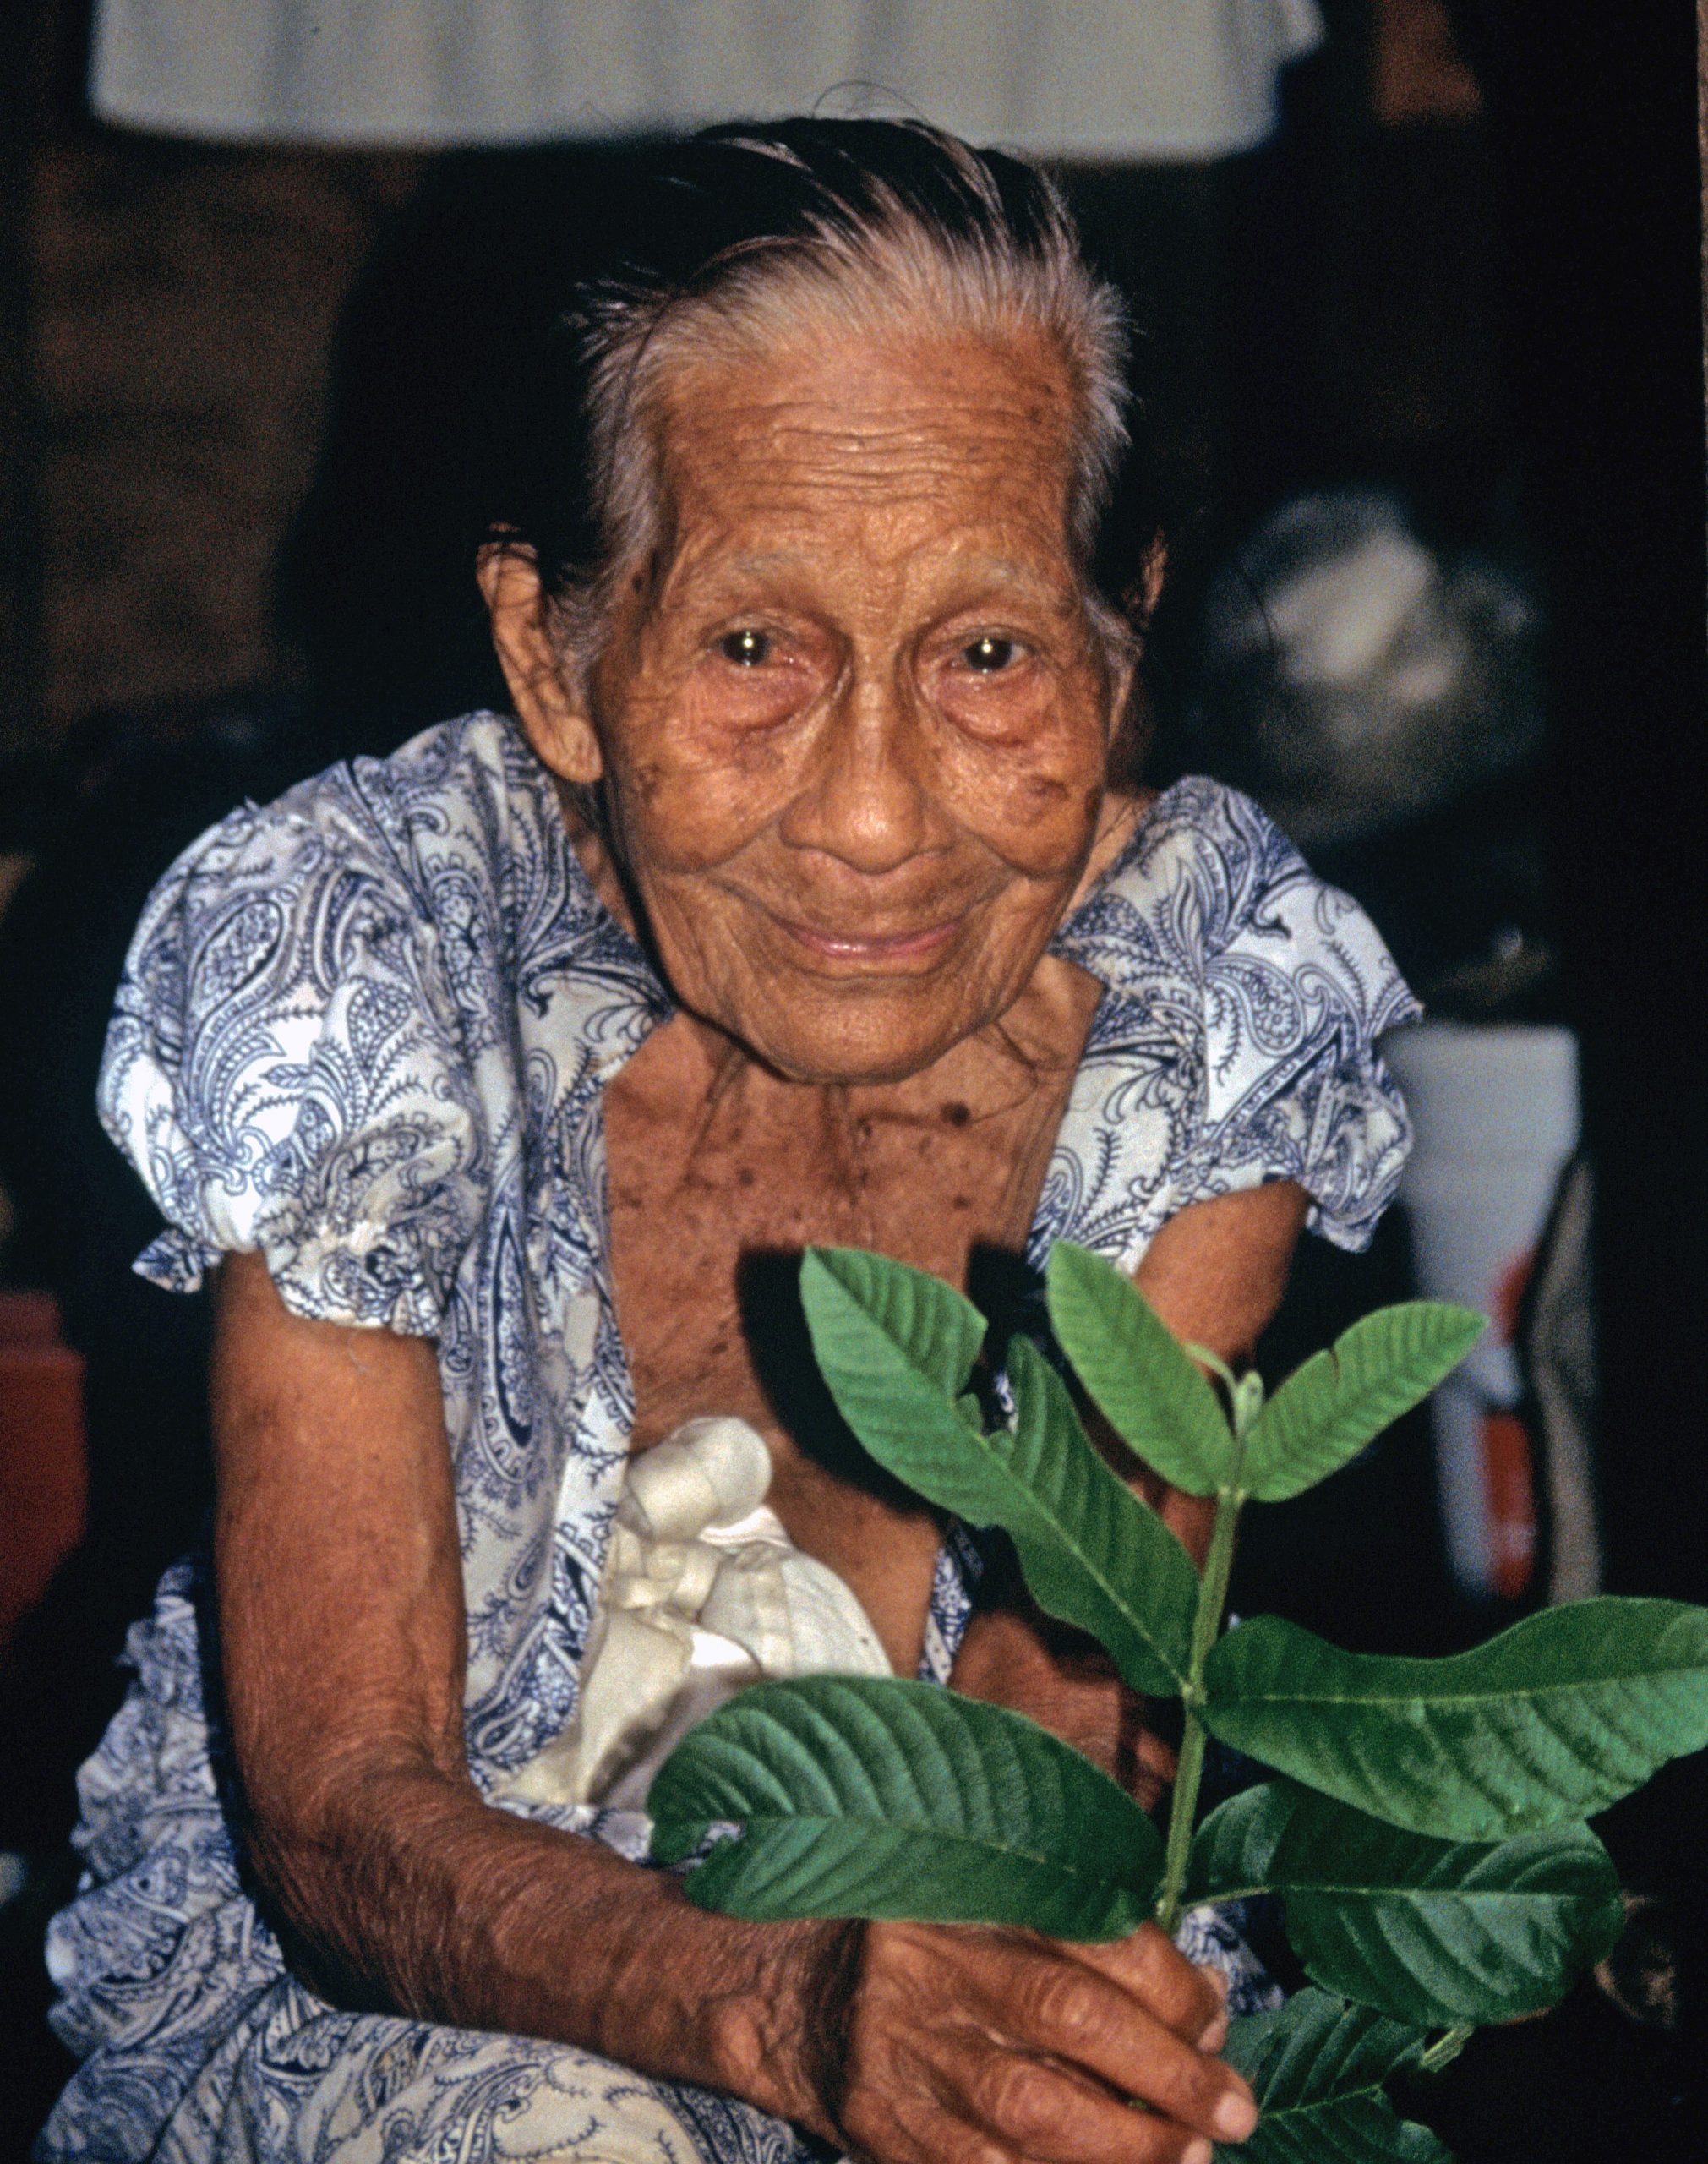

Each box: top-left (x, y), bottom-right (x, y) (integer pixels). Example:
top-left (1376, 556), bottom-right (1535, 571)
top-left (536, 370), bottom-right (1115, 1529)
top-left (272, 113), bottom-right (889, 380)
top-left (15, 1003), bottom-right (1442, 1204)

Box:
top-left (214, 317), bottom-right (1299, 2164)
top-left (575, 324), bottom-right (1124, 1087)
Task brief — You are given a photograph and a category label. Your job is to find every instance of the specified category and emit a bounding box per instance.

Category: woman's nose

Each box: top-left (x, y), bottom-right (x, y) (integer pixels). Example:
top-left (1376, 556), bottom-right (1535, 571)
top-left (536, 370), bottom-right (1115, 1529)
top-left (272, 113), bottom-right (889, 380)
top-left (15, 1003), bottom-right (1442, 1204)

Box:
top-left (779, 676), bottom-right (947, 876)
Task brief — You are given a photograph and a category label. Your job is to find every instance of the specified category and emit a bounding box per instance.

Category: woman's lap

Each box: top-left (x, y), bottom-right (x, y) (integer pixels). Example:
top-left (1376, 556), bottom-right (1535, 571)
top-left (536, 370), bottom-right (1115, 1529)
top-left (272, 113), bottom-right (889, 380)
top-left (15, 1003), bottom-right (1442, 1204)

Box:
top-left (42, 1897), bottom-right (1276, 2163)
top-left (46, 1977), bottom-right (810, 2164)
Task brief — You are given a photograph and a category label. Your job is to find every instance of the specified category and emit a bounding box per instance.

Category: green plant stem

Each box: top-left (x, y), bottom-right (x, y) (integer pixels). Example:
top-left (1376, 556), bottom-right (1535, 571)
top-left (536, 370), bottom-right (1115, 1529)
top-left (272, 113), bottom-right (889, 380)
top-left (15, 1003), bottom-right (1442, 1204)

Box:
top-left (1417, 2025), bottom-right (1473, 2075)
top-left (1154, 1477), bottom-right (1244, 1937)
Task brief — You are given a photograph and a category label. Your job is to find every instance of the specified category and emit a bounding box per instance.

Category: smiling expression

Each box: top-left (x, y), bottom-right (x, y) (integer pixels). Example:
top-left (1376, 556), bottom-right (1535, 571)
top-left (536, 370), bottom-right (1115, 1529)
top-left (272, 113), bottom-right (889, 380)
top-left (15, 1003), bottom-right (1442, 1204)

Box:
top-left (569, 321), bottom-right (1127, 1084)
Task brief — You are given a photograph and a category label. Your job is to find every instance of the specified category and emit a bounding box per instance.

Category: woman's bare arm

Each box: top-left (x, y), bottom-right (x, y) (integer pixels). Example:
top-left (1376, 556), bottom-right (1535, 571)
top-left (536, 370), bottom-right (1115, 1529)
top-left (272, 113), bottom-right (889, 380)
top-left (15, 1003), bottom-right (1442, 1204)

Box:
top-left (210, 1249), bottom-right (809, 2090)
top-left (211, 1249), bottom-right (1255, 2164)
top-left (1135, 1180), bottom-right (1310, 1373)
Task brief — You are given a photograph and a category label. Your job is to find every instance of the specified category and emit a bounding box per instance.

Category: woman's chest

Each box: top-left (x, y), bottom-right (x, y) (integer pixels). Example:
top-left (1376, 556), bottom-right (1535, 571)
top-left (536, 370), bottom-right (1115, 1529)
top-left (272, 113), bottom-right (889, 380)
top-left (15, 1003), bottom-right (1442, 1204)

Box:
top-left (599, 972), bottom-right (1101, 1668)
top-left (603, 994), bottom-right (1098, 1427)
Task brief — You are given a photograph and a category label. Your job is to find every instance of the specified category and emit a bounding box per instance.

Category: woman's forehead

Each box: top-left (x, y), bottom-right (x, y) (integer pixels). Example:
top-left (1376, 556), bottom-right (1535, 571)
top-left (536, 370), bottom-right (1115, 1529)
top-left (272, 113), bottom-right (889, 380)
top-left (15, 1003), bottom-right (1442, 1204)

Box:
top-left (650, 325), bottom-right (1083, 575)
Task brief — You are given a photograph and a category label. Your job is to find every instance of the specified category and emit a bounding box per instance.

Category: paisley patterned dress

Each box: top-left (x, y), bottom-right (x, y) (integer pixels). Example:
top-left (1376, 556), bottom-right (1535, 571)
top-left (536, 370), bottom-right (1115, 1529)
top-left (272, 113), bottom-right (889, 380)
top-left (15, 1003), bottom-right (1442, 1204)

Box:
top-left (38, 712), bottom-right (1418, 2164)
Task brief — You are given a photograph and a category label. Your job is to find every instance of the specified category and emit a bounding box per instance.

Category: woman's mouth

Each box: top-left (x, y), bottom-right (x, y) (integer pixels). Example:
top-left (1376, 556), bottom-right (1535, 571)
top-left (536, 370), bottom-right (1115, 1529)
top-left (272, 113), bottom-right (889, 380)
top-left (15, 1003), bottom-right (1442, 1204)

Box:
top-left (775, 915), bottom-right (963, 965)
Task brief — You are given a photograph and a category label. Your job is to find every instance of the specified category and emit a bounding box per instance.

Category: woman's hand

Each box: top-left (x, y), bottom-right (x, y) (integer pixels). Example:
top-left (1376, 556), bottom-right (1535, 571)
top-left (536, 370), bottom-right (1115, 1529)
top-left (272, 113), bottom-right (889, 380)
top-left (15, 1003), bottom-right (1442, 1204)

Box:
top-left (772, 1916), bottom-right (1258, 2164)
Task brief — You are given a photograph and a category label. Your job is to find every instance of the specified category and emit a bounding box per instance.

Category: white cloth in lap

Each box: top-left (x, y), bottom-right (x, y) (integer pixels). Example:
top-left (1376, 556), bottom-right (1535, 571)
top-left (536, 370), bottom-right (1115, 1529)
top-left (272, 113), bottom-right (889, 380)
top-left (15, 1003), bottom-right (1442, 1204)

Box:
top-left (39, 711), bottom-right (1416, 2162)
top-left (505, 1413), bottom-right (891, 1816)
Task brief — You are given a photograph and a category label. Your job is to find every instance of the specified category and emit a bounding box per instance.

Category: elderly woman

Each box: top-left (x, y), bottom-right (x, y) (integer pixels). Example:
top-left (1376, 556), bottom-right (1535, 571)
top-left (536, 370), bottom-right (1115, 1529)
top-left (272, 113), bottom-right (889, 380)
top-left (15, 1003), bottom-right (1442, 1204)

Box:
top-left (40, 123), bottom-right (1415, 2164)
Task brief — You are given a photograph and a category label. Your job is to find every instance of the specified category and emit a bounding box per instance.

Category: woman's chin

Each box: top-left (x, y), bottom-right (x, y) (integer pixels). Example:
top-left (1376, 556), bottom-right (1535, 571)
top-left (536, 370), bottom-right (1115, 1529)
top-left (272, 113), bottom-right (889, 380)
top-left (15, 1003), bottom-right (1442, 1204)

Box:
top-left (711, 983), bottom-right (993, 1090)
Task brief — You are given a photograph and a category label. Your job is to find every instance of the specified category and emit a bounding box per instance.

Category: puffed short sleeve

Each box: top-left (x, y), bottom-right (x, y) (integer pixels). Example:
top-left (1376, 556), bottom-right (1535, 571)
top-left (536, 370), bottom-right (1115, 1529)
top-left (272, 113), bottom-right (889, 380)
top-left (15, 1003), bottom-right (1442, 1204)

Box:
top-left (1166, 781), bottom-right (1420, 1250)
top-left (98, 785), bottom-right (490, 1334)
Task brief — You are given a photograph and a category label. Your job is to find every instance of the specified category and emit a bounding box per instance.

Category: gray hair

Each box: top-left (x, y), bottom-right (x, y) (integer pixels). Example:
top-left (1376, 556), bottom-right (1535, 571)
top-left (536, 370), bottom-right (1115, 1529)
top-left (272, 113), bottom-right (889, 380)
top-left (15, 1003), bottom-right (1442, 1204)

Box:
top-left (524, 121), bottom-right (1139, 681)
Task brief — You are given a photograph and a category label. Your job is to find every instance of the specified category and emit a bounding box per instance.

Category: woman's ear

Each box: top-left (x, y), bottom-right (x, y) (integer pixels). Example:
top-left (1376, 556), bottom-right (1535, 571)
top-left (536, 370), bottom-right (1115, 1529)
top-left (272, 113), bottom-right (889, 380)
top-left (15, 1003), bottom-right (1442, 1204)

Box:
top-left (1118, 536), bottom-right (1168, 645)
top-left (1106, 538), bottom-right (1165, 746)
top-left (477, 543), bottom-right (603, 785)
top-left (1136, 536), bottom-right (1168, 625)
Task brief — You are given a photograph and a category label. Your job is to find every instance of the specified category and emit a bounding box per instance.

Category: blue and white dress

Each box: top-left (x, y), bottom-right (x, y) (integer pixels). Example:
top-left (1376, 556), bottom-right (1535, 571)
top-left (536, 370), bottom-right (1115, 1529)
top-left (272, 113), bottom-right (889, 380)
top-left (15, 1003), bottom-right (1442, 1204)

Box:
top-left (39, 712), bottom-right (1418, 2164)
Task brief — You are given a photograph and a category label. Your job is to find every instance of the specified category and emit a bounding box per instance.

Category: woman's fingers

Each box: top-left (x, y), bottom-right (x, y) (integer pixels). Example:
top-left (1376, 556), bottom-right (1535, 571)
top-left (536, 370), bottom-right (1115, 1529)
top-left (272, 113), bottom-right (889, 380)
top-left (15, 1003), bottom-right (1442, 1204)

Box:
top-left (936, 2034), bottom-right (1231, 2164)
top-left (1195, 1967), bottom-right (1231, 2054)
top-left (953, 1935), bottom-right (1255, 2145)
top-left (1061, 1923), bottom-right (1230, 2048)
top-left (827, 1921), bottom-right (1258, 2164)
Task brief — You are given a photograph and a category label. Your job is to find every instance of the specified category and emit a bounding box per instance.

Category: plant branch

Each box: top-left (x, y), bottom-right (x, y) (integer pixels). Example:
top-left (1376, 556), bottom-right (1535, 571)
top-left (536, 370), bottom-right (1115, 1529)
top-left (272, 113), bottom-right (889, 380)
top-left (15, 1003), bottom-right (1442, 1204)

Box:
top-left (1154, 1416), bottom-right (1247, 1935)
top-left (1155, 1718), bottom-right (1209, 1937)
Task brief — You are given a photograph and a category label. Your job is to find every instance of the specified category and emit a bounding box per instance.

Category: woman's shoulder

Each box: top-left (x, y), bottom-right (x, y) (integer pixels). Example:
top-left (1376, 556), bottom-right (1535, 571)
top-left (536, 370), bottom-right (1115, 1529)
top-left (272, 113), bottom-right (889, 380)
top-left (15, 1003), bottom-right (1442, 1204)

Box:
top-left (1056, 775), bottom-right (1307, 975)
top-left (119, 713), bottom-right (583, 1022)
top-left (193, 709), bottom-right (559, 896)
top-left (1056, 772), bottom-right (1419, 1048)
top-left (1047, 776), bottom-right (1420, 1264)
top-left (1102, 774), bottom-right (1317, 931)
top-left (97, 714), bottom-right (565, 1328)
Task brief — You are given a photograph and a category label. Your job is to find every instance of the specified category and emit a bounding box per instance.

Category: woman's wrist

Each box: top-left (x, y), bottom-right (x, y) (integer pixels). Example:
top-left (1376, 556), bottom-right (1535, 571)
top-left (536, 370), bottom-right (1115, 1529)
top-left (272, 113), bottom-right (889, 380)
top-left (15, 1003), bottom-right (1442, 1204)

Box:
top-left (453, 1806), bottom-right (851, 2131)
top-left (700, 1911), bottom-right (859, 2139)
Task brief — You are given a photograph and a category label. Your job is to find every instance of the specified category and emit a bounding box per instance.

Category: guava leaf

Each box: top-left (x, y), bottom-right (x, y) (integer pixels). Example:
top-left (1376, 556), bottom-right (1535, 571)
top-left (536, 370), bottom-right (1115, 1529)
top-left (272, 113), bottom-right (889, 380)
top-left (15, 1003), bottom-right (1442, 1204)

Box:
top-left (1189, 1783), bottom-right (1623, 2025)
top-left (1186, 1781), bottom-right (1291, 1904)
top-left (998, 1335), bottom-right (1198, 1689)
top-left (648, 1675), bottom-right (1165, 1939)
top-left (1276, 1799), bottom-right (1623, 2026)
top-left (1202, 1601), bottom-right (1708, 1839)
top-left (1044, 1240), bottom-right (1231, 1495)
top-left (803, 1249), bottom-right (1197, 1692)
top-left (1239, 1303), bottom-right (1485, 1503)
top-left (1218, 1990), bottom-right (1449, 2163)
top-left (801, 1246), bottom-right (987, 1400)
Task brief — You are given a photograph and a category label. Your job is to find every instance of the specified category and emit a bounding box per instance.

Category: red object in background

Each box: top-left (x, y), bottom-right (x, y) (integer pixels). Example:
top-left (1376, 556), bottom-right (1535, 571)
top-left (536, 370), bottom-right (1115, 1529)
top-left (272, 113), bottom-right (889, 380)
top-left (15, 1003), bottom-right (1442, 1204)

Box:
top-left (1492, 1248), bottom-right (1536, 1347)
top-left (1481, 1409), bottom-right (1538, 1600)
top-left (0, 1290), bottom-right (87, 1658)
top-left (1482, 1249), bottom-right (1539, 1601)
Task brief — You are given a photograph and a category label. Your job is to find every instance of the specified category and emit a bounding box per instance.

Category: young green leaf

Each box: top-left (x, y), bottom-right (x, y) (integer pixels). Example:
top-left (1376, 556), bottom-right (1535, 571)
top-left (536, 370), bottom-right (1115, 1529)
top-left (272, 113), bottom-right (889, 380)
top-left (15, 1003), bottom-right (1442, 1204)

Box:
top-left (995, 1334), bottom-right (1198, 1690)
top-left (1202, 1601), bottom-right (1708, 1839)
top-left (803, 1249), bottom-right (1197, 1692)
top-left (648, 1675), bottom-right (1165, 1939)
top-left (1189, 1782), bottom-right (1623, 2025)
top-left (1044, 1240), bottom-right (1231, 1495)
top-left (1218, 1991), bottom-right (1449, 2164)
top-left (1239, 1303), bottom-right (1485, 1503)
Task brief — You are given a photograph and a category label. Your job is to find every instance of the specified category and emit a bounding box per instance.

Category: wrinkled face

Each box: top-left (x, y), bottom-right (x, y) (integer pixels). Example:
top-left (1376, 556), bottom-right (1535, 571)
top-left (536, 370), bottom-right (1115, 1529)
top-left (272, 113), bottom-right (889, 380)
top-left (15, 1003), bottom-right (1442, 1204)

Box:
top-left (588, 322), bottom-right (1122, 1085)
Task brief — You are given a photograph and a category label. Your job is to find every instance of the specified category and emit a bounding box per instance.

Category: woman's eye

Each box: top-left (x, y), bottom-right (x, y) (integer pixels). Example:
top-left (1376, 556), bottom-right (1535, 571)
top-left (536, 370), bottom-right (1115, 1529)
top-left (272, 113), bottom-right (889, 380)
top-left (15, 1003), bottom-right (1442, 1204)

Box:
top-left (962, 635), bottom-right (1017, 673)
top-left (719, 629), bottom-right (772, 667)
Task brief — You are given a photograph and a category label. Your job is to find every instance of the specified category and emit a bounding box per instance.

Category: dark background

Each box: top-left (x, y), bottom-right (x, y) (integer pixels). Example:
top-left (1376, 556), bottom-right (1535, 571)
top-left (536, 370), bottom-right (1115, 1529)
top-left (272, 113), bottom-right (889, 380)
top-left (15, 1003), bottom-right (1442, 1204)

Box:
top-left (1, 3), bottom-right (1704, 2156)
